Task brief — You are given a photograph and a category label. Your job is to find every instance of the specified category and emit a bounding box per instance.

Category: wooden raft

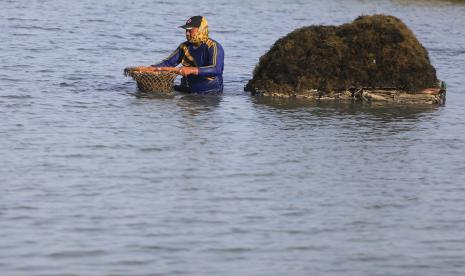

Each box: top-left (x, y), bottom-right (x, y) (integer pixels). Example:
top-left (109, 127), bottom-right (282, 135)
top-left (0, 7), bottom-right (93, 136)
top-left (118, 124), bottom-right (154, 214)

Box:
top-left (252, 86), bottom-right (446, 105)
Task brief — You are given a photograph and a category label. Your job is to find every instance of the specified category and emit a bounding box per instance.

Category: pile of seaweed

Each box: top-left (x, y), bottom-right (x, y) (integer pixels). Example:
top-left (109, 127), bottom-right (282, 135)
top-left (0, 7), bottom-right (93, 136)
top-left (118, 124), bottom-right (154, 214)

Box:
top-left (245, 14), bottom-right (438, 94)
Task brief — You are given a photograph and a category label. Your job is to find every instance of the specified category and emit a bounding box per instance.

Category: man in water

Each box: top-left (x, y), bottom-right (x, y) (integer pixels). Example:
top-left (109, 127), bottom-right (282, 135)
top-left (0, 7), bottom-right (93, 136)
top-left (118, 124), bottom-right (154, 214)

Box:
top-left (152, 16), bottom-right (224, 93)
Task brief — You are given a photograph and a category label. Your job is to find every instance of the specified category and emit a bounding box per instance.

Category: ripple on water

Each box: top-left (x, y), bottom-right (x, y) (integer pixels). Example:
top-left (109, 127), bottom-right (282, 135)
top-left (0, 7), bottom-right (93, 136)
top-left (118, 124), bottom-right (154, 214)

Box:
top-left (48, 250), bottom-right (108, 259)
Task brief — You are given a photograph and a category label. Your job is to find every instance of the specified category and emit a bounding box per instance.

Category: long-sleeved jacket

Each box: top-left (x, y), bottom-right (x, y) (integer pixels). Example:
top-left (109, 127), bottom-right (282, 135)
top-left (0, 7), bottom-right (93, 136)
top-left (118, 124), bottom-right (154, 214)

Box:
top-left (153, 39), bottom-right (224, 93)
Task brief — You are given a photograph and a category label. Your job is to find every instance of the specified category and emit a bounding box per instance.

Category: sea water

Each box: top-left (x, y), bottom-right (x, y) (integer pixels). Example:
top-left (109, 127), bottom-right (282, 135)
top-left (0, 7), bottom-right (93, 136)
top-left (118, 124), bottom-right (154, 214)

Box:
top-left (1, 0), bottom-right (465, 275)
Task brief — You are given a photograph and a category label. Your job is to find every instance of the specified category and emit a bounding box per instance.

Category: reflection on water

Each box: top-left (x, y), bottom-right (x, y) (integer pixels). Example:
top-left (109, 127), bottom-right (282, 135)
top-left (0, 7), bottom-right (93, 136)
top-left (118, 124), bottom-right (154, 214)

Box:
top-left (177, 94), bottom-right (223, 116)
top-left (252, 95), bottom-right (440, 120)
top-left (133, 91), bottom-right (223, 116)
top-left (177, 94), bottom-right (223, 107)
top-left (133, 91), bottom-right (176, 100)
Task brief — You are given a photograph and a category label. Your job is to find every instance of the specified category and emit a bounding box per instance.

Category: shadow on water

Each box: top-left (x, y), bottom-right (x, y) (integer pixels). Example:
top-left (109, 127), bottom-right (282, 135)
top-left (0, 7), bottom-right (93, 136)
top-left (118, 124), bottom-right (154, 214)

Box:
top-left (251, 95), bottom-right (442, 122)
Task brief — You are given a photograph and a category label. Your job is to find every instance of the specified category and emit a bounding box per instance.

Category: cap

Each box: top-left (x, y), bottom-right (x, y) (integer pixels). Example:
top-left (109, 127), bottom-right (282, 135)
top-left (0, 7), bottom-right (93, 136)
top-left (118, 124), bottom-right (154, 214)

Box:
top-left (179, 16), bottom-right (203, 30)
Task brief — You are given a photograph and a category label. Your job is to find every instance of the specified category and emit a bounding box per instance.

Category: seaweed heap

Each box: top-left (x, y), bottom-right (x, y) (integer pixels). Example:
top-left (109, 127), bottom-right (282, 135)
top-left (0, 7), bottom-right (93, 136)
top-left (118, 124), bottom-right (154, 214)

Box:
top-left (245, 14), bottom-right (438, 94)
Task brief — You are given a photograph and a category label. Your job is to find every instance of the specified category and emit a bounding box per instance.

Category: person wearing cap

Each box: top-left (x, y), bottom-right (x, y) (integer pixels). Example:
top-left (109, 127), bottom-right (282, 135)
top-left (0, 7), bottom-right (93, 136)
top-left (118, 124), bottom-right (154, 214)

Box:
top-left (151, 16), bottom-right (224, 94)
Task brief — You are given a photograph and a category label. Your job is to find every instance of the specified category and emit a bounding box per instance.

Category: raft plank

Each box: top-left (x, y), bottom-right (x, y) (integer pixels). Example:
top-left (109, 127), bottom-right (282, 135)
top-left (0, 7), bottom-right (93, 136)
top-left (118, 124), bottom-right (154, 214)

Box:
top-left (253, 88), bottom-right (446, 105)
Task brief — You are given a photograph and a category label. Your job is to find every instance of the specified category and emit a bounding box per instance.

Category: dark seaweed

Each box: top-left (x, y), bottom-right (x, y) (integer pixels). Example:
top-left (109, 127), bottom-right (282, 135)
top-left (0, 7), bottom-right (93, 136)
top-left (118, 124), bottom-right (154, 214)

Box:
top-left (245, 15), bottom-right (438, 94)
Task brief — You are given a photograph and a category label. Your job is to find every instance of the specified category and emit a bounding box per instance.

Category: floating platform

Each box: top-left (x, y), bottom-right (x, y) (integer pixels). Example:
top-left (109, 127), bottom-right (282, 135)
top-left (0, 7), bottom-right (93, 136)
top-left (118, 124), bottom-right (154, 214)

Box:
top-left (250, 85), bottom-right (446, 105)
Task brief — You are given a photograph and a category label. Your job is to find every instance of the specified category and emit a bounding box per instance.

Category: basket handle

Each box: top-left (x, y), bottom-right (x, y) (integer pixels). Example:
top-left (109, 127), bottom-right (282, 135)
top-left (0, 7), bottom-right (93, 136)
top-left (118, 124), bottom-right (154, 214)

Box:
top-left (124, 66), bottom-right (180, 75)
top-left (153, 67), bottom-right (181, 74)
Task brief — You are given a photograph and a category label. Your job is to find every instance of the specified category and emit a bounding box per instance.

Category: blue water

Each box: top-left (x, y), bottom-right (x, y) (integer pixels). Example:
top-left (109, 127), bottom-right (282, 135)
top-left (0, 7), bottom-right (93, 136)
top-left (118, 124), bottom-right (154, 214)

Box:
top-left (1, 0), bottom-right (465, 275)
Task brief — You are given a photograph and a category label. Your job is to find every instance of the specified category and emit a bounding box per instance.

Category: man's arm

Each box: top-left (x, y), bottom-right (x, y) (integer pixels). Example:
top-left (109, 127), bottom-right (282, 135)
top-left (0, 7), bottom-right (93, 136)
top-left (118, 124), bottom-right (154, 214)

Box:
top-left (151, 46), bottom-right (183, 67)
top-left (197, 41), bottom-right (224, 77)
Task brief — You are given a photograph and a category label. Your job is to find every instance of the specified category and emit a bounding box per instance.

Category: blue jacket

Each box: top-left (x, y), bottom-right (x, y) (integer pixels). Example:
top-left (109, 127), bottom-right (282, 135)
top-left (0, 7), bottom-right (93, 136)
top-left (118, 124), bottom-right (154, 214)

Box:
top-left (154, 39), bottom-right (224, 93)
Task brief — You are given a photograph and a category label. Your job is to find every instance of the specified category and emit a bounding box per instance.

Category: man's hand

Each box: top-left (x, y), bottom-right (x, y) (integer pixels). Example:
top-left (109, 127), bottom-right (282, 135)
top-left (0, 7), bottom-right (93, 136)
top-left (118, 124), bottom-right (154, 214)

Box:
top-left (178, 67), bottom-right (199, 77)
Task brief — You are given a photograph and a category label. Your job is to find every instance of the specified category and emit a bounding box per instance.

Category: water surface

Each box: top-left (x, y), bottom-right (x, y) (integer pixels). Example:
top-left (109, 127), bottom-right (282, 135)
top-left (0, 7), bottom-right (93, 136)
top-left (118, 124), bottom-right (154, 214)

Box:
top-left (1, 0), bottom-right (465, 275)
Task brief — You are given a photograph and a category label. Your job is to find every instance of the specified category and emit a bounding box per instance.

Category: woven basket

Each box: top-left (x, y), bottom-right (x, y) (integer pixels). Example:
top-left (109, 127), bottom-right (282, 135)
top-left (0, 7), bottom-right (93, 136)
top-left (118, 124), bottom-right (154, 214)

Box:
top-left (124, 67), bottom-right (177, 93)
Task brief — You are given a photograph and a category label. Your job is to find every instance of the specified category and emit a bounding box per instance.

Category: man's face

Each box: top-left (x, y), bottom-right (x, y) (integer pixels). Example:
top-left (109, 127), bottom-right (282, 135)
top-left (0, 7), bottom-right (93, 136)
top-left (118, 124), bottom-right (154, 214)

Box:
top-left (185, 27), bottom-right (199, 41)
